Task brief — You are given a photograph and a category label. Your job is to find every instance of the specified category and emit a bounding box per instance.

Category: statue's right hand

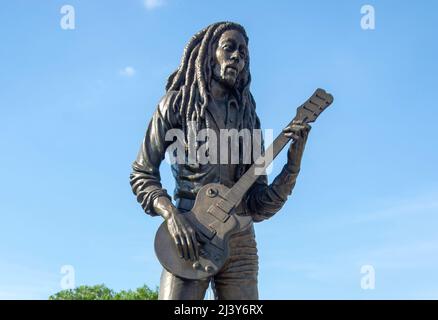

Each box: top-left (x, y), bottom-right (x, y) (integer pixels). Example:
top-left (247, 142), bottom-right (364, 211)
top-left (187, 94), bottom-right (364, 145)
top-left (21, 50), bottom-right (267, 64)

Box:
top-left (165, 211), bottom-right (199, 261)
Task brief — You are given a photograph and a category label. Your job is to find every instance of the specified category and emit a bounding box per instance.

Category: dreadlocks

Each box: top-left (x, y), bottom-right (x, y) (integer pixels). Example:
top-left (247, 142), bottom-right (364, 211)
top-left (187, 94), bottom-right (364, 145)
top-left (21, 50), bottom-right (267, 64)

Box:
top-left (165, 21), bottom-right (259, 143)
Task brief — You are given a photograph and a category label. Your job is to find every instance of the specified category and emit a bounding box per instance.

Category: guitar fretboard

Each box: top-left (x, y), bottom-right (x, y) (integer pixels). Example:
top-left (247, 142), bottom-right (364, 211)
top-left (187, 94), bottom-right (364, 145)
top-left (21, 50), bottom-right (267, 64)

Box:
top-left (218, 123), bottom-right (293, 212)
top-left (214, 88), bottom-right (333, 214)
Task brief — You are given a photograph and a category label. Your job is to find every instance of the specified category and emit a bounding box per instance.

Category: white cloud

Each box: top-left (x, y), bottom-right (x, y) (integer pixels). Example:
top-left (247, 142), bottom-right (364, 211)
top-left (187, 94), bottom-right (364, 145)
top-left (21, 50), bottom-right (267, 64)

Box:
top-left (144, 0), bottom-right (165, 10)
top-left (119, 66), bottom-right (136, 77)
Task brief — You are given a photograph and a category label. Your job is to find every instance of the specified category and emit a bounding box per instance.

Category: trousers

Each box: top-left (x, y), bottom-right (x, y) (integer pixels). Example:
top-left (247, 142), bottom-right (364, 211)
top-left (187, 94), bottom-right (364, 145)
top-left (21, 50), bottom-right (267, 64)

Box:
top-left (158, 219), bottom-right (259, 300)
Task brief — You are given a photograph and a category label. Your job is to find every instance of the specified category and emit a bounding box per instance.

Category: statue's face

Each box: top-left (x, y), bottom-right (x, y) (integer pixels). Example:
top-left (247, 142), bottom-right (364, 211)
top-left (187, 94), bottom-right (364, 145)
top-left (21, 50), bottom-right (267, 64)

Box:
top-left (212, 29), bottom-right (247, 89)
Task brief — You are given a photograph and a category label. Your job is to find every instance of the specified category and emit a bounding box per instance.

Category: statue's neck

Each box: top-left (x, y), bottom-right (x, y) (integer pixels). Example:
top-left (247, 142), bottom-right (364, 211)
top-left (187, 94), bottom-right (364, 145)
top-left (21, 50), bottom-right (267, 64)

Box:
top-left (210, 78), bottom-right (231, 103)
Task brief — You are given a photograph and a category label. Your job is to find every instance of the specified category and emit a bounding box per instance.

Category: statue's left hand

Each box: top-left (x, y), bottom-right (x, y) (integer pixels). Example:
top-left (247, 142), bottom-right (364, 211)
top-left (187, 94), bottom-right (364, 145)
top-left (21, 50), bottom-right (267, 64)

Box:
top-left (282, 120), bottom-right (311, 172)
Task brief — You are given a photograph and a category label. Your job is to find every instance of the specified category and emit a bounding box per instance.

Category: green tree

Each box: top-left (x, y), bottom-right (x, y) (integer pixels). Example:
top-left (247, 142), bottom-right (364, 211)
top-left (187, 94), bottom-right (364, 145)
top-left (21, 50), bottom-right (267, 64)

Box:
top-left (49, 284), bottom-right (158, 300)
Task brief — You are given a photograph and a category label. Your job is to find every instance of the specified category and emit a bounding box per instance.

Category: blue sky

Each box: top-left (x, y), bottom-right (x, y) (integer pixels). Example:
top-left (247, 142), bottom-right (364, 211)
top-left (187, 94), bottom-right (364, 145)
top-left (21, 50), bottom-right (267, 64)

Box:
top-left (0, 0), bottom-right (437, 299)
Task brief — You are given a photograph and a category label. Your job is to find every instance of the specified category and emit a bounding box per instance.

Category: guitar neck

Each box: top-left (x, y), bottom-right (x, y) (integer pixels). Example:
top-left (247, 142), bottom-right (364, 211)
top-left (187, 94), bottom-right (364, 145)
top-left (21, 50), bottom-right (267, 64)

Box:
top-left (214, 88), bottom-right (333, 214)
top-left (222, 117), bottom-right (297, 209)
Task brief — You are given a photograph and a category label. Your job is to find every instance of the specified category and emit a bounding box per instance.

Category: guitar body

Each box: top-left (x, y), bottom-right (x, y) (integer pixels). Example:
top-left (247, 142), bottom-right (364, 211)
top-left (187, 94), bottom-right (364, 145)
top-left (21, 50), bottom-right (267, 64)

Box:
top-left (154, 183), bottom-right (253, 280)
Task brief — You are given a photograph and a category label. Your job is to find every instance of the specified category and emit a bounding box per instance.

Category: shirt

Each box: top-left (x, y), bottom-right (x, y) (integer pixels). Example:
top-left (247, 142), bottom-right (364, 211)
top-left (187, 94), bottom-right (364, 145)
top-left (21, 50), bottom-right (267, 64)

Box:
top-left (130, 90), bottom-right (300, 222)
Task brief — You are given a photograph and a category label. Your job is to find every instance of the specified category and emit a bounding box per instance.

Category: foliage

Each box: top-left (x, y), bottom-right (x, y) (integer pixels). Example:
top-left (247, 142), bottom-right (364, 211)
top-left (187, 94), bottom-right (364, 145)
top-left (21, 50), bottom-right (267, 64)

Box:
top-left (49, 284), bottom-right (158, 300)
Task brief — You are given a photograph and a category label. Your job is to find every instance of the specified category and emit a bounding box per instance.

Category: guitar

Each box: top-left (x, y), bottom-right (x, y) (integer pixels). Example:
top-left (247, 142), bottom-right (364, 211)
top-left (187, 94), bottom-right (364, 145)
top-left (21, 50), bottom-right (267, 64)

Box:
top-left (154, 88), bottom-right (334, 280)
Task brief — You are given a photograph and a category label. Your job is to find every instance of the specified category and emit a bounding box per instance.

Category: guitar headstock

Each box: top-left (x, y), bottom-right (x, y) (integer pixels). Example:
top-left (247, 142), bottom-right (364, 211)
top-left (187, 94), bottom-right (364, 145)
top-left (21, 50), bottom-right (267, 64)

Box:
top-left (295, 88), bottom-right (334, 124)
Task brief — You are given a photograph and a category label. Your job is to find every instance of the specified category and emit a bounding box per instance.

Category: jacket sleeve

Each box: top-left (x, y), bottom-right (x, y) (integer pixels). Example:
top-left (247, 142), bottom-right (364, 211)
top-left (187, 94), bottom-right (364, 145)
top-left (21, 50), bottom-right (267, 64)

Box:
top-left (129, 91), bottom-right (181, 216)
top-left (244, 117), bottom-right (301, 222)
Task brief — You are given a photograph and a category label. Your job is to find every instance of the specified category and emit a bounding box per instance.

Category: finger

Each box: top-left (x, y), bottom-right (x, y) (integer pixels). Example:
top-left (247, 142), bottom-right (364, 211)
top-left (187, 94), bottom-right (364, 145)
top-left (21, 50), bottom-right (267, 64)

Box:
top-left (284, 133), bottom-right (301, 140)
top-left (174, 235), bottom-right (184, 258)
top-left (292, 123), bottom-right (309, 134)
top-left (283, 124), bottom-right (306, 132)
top-left (283, 128), bottom-right (302, 138)
top-left (188, 229), bottom-right (199, 260)
top-left (186, 228), bottom-right (197, 260)
top-left (287, 135), bottom-right (301, 141)
top-left (184, 230), bottom-right (195, 261)
top-left (180, 233), bottom-right (190, 260)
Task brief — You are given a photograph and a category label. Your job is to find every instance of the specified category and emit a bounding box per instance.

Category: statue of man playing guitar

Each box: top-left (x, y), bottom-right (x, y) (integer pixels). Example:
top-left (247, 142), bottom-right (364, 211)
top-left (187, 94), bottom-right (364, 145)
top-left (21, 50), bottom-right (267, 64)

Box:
top-left (129, 21), bottom-right (330, 300)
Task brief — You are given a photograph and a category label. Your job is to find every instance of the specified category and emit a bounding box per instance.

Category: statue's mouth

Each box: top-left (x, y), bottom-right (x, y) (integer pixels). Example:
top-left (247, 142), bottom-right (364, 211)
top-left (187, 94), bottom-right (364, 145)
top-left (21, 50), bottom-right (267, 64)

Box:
top-left (225, 66), bottom-right (238, 76)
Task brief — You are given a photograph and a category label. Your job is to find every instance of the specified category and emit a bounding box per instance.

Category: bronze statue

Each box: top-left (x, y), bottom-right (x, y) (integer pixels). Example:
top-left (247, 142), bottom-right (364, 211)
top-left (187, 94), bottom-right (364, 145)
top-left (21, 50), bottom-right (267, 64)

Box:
top-left (130, 21), bottom-right (333, 300)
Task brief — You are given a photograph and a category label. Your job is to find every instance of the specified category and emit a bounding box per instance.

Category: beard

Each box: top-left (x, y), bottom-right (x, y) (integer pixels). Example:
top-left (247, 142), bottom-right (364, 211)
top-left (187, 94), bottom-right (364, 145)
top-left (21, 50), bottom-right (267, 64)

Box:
top-left (212, 63), bottom-right (238, 89)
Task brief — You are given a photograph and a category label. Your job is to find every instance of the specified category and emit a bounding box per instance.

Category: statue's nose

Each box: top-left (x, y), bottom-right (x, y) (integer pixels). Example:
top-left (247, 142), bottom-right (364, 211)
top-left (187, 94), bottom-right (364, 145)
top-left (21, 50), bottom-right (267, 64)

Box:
top-left (230, 51), bottom-right (240, 62)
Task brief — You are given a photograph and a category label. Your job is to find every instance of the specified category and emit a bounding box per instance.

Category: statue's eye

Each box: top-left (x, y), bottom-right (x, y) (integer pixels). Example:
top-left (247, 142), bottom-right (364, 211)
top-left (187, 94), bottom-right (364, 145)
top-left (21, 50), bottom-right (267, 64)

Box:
top-left (223, 44), bottom-right (233, 51)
